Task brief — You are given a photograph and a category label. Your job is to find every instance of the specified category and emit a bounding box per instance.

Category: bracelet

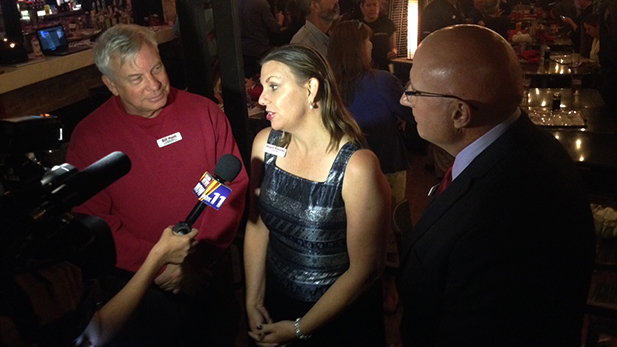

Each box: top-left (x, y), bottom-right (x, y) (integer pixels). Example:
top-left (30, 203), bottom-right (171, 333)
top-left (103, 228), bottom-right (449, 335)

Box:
top-left (294, 317), bottom-right (312, 340)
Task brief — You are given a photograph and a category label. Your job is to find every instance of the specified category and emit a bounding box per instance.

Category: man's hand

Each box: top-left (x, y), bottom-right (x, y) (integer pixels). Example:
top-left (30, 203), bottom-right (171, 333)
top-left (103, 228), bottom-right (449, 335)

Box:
top-left (152, 226), bottom-right (200, 294)
top-left (387, 48), bottom-right (398, 60)
top-left (155, 263), bottom-right (184, 293)
top-left (561, 16), bottom-right (576, 30)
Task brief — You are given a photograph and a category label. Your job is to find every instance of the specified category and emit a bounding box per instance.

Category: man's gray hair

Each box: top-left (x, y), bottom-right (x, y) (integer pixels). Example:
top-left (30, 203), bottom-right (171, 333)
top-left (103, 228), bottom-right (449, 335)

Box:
top-left (94, 24), bottom-right (158, 79)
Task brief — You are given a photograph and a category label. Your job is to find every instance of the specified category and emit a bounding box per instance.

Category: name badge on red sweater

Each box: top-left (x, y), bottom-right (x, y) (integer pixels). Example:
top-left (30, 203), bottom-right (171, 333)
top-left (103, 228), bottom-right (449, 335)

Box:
top-left (157, 132), bottom-right (182, 148)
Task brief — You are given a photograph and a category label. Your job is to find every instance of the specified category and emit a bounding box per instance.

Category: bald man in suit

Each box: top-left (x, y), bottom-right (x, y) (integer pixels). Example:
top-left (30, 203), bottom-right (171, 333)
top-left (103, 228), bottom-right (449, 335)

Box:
top-left (398, 25), bottom-right (595, 346)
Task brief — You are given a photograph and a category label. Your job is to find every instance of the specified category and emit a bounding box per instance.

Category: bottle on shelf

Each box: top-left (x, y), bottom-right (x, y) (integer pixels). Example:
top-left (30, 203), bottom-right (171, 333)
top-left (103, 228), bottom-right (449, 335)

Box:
top-left (84, 10), bottom-right (91, 28)
top-left (76, 15), bottom-right (84, 31)
top-left (105, 6), bottom-right (113, 28)
top-left (31, 35), bottom-right (44, 58)
top-left (98, 1), bottom-right (106, 30)
top-left (69, 17), bottom-right (77, 32)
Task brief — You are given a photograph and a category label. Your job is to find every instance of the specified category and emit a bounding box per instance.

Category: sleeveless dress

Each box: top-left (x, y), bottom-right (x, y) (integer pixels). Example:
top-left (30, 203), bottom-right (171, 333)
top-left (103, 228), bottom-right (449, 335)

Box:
top-left (259, 130), bottom-right (385, 347)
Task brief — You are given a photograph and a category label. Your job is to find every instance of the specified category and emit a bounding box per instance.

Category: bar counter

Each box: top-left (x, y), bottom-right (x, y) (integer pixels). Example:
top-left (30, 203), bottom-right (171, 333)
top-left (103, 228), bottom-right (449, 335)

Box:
top-left (0, 26), bottom-right (177, 119)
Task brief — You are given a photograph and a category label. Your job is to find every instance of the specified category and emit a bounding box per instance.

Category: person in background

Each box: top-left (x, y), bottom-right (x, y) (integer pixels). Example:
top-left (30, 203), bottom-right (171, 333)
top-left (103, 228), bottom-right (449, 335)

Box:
top-left (244, 44), bottom-right (391, 346)
top-left (359, 0), bottom-right (398, 70)
top-left (291, 0), bottom-right (340, 56)
top-left (458, 0), bottom-right (476, 18)
top-left (583, 13), bottom-right (600, 61)
top-left (173, 0), bottom-right (217, 66)
top-left (66, 24), bottom-right (249, 346)
top-left (419, 0), bottom-right (466, 41)
top-left (596, 0), bottom-right (617, 115)
top-left (398, 25), bottom-right (595, 346)
top-left (551, 0), bottom-right (578, 20)
top-left (340, 0), bottom-right (362, 19)
top-left (479, 0), bottom-right (508, 38)
top-left (467, 0), bottom-right (486, 23)
top-left (239, 0), bottom-right (285, 78)
top-left (328, 20), bottom-right (413, 317)
top-left (271, 0), bottom-right (306, 46)
top-left (561, 0), bottom-right (594, 57)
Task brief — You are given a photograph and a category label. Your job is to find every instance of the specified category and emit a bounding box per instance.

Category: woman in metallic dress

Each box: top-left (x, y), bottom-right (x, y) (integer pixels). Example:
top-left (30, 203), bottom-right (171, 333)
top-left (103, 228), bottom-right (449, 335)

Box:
top-left (244, 44), bottom-right (391, 346)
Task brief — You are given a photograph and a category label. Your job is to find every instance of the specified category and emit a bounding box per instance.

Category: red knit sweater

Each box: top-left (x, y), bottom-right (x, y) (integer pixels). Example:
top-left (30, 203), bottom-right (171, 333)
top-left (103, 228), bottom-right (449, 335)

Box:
top-left (66, 88), bottom-right (248, 273)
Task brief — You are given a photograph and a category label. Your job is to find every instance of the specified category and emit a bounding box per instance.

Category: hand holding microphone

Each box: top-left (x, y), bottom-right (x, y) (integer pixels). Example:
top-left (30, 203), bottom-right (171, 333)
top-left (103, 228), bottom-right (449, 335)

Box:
top-left (173, 154), bottom-right (243, 235)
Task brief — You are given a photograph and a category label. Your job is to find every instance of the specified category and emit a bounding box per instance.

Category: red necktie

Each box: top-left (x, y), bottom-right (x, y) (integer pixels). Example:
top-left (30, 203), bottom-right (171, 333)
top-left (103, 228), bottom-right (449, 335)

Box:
top-left (437, 164), bottom-right (453, 196)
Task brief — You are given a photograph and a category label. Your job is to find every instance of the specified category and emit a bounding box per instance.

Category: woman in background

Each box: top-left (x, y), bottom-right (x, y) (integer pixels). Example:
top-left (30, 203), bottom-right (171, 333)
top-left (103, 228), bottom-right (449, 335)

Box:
top-left (244, 44), bottom-right (390, 346)
top-left (359, 0), bottom-right (398, 70)
top-left (328, 20), bottom-right (413, 314)
top-left (583, 14), bottom-right (601, 61)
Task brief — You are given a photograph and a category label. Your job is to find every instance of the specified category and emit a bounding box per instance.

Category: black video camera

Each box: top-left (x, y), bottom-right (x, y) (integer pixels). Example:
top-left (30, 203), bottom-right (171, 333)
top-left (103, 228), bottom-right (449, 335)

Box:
top-left (0, 114), bottom-right (131, 277)
top-left (0, 115), bottom-right (131, 346)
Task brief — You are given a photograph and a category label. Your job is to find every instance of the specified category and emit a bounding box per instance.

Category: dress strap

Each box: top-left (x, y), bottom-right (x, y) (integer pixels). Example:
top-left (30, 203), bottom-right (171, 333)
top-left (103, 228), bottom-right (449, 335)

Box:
top-left (264, 130), bottom-right (284, 166)
top-left (326, 142), bottom-right (360, 184)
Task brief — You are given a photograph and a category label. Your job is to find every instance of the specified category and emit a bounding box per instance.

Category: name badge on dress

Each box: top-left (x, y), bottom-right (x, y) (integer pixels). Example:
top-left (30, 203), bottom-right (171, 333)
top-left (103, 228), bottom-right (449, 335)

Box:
top-left (264, 143), bottom-right (287, 157)
top-left (157, 132), bottom-right (182, 148)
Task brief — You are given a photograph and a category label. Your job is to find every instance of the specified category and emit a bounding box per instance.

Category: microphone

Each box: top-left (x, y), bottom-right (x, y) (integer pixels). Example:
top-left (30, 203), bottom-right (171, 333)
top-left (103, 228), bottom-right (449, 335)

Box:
top-left (56, 151), bottom-right (132, 209)
top-left (35, 151), bottom-right (132, 218)
top-left (173, 154), bottom-right (242, 235)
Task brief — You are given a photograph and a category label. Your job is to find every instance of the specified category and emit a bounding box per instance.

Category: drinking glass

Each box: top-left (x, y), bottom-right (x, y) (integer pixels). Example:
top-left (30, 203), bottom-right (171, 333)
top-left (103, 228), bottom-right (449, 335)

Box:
top-left (571, 66), bottom-right (582, 96)
top-left (522, 72), bottom-right (532, 93)
top-left (571, 52), bottom-right (581, 67)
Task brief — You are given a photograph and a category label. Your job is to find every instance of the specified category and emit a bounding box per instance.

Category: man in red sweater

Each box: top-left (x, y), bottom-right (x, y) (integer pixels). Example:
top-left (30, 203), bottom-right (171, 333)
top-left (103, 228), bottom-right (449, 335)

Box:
top-left (66, 24), bottom-right (248, 346)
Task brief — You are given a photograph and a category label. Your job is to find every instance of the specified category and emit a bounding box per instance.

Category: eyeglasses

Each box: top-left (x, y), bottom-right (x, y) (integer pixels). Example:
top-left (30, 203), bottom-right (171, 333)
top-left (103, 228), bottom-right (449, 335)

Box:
top-left (403, 81), bottom-right (479, 110)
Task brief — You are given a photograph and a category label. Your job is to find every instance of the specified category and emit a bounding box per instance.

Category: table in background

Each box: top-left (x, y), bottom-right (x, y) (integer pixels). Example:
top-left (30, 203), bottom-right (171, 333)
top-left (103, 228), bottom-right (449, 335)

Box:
top-left (521, 88), bottom-right (617, 172)
top-left (521, 55), bottom-right (599, 89)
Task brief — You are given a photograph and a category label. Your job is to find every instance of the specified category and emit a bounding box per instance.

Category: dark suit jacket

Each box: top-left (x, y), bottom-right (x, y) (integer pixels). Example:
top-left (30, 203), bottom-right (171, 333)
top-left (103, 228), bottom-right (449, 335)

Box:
top-left (398, 115), bottom-right (595, 346)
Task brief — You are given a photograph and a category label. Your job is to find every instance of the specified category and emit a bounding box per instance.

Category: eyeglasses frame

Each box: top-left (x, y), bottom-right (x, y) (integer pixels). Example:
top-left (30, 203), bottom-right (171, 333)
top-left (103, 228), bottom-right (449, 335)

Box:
top-left (403, 82), bottom-right (479, 110)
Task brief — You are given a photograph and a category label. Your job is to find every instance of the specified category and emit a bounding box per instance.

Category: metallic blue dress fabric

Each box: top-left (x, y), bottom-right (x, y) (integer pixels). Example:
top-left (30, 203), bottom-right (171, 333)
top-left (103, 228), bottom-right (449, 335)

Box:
top-left (260, 130), bottom-right (359, 302)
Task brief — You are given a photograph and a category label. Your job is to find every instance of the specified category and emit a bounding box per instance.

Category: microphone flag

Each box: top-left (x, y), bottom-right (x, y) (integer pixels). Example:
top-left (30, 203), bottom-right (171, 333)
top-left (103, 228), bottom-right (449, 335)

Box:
top-left (192, 171), bottom-right (232, 210)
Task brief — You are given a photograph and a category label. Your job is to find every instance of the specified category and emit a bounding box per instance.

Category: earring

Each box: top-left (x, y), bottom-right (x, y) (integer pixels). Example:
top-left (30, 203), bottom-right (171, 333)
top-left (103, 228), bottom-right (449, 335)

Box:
top-left (309, 102), bottom-right (317, 109)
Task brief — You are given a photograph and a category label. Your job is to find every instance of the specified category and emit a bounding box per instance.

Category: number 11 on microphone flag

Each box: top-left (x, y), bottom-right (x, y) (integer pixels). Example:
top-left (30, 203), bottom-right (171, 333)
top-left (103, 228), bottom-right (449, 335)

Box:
top-left (192, 172), bottom-right (232, 210)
